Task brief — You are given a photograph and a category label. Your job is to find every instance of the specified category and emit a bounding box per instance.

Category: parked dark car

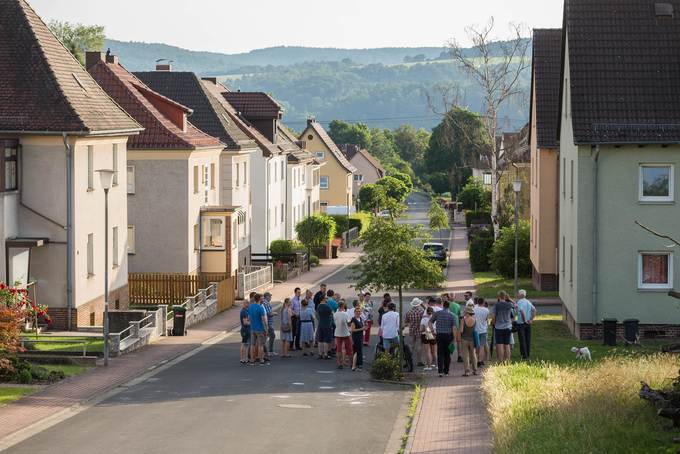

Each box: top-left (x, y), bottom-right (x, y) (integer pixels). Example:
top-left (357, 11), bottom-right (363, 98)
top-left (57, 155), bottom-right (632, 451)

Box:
top-left (423, 242), bottom-right (448, 267)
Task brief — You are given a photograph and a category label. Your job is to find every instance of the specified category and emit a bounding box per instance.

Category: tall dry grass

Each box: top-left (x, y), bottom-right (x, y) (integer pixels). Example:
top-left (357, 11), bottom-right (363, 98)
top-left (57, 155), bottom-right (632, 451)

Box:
top-left (483, 354), bottom-right (680, 453)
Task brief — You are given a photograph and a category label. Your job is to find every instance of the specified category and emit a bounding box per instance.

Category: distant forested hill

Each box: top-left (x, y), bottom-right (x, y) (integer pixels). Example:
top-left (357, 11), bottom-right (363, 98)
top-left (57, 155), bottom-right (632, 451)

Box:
top-left (104, 39), bottom-right (530, 131)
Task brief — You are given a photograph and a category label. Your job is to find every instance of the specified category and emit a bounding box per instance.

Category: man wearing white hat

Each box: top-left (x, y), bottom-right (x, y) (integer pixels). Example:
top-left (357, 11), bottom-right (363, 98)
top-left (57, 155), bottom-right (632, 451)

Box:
top-left (406, 297), bottom-right (426, 366)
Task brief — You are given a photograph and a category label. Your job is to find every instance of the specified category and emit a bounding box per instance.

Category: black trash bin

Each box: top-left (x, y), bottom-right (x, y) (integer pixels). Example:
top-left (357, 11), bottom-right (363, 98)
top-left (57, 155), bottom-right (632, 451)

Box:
top-left (623, 319), bottom-right (639, 344)
top-left (331, 245), bottom-right (339, 259)
top-left (172, 305), bottom-right (187, 336)
top-left (602, 318), bottom-right (617, 346)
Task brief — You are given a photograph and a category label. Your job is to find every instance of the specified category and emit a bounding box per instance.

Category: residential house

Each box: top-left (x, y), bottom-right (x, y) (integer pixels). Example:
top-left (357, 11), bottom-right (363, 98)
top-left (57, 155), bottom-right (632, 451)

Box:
top-left (86, 53), bottom-right (236, 277)
top-left (277, 125), bottom-right (321, 240)
top-left (529, 28), bottom-right (562, 292)
top-left (299, 119), bottom-right (357, 214)
top-left (0, 0), bottom-right (142, 329)
top-left (340, 144), bottom-right (385, 199)
top-left (558, 0), bottom-right (680, 338)
top-left (134, 70), bottom-right (257, 269)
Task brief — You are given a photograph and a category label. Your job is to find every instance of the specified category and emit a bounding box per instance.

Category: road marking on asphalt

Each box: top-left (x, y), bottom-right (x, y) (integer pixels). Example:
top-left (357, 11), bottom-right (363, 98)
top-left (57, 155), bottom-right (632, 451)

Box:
top-left (316, 370), bottom-right (334, 374)
top-left (277, 404), bottom-right (312, 409)
top-left (292, 382), bottom-right (305, 386)
top-left (339, 392), bottom-right (370, 398)
top-left (319, 386), bottom-right (335, 390)
top-left (272, 395), bottom-right (291, 399)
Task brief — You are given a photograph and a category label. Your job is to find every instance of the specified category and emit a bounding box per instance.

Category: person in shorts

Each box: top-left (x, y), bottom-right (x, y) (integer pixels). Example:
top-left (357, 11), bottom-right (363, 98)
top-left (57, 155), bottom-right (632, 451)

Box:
top-left (248, 293), bottom-right (268, 365)
top-left (474, 297), bottom-right (490, 367)
top-left (239, 299), bottom-right (251, 364)
top-left (333, 302), bottom-right (352, 368)
top-left (380, 302), bottom-right (400, 353)
top-left (491, 291), bottom-right (514, 362)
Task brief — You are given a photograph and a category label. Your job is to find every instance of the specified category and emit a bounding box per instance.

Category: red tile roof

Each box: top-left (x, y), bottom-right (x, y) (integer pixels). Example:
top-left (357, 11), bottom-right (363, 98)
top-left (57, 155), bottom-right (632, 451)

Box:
top-left (87, 54), bottom-right (223, 150)
top-left (222, 92), bottom-right (282, 120)
top-left (342, 144), bottom-right (385, 175)
top-left (303, 119), bottom-right (357, 173)
top-left (0, 0), bottom-right (141, 134)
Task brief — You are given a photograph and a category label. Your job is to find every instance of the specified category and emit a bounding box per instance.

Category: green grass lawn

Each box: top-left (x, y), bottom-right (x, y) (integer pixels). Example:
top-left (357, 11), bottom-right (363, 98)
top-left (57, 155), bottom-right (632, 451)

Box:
top-left (0, 387), bottom-right (37, 406)
top-left (483, 315), bottom-right (679, 453)
top-left (35, 364), bottom-right (91, 378)
top-left (473, 271), bottom-right (559, 299)
top-left (22, 336), bottom-right (104, 354)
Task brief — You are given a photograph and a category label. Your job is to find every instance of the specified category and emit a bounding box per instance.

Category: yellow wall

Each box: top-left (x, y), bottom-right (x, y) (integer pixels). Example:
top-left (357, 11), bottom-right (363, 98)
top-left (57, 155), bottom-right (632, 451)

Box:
top-left (300, 126), bottom-right (352, 209)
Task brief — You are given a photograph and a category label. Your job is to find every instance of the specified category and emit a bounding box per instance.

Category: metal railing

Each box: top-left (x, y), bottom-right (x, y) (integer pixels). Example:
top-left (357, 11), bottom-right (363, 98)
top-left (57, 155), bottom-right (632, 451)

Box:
top-left (237, 264), bottom-right (273, 299)
top-left (19, 338), bottom-right (100, 357)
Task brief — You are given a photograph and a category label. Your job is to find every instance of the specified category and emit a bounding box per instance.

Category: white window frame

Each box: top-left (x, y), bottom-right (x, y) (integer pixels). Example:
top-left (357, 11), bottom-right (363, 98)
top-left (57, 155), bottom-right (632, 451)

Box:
top-left (281, 160), bottom-right (285, 181)
top-left (193, 165), bottom-right (199, 194)
top-left (638, 251), bottom-right (673, 290)
top-left (202, 217), bottom-right (226, 250)
top-left (353, 174), bottom-right (364, 182)
top-left (210, 163), bottom-right (216, 189)
top-left (320, 176), bottom-right (329, 189)
top-left (639, 164), bottom-right (674, 203)
top-left (127, 165), bottom-right (135, 194)
top-left (127, 226), bottom-right (136, 254)
top-left (315, 151), bottom-right (325, 160)
top-left (87, 145), bottom-right (94, 191)
top-left (112, 144), bottom-right (118, 186)
top-left (87, 233), bottom-right (94, 277)
top-left (483, 172), bottom-right (492, 186)
top-left (281, 203), bottom-right (284, 222)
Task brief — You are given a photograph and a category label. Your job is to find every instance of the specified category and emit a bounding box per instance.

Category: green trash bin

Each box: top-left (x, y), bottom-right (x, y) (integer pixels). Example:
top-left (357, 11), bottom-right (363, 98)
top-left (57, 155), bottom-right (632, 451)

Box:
top-left (172, 305), bottom-right (187, 336)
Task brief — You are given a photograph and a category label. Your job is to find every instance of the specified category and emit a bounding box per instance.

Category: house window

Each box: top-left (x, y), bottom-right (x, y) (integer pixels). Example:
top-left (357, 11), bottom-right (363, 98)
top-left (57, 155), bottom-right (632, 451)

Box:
top-left (274, 206), bottom-right (278, 226)
top-left (281, 203), bottom-right (284, 222)
top-left (193, 165), bottom-right (199, 194)
top-left (194, 224), bottom-right (199, 251)
top-left (320, 176), bottom-right (329, 189)
top-left (112, 226), bottom-right (118, 267)
top-left (202, 218), bottom-right (224, 249)
top-left (243, 162), bottom-right (247, 185)
top-left (483, 172), bottom-right (492, 186)
top-left (569, 244), bottom-right (573, 285)
top-left (320, 201), bottom-right (329, 209)
top-left (570, 160), bottom-right (574, 201)
top-left (313, 169), bottom-right (320, 186)
top-left (127, 166), bottom-right (135, 194)
top-left (639, 164), bottom-right (674, 202)
top-left (233, 219), bottom-right (238, 248)
top-left (235, 162), bottom-right (240, 187)
top-left (300, 168), bottom-right (304, 185)
top-left (112, 144), bottom-right (118, 186)
top-left (3, 142), bottom-right (18, 191)
top-left (87, 233), bottom-right (94, 277)
top-left (281, 160), bottom-right (285, 181)
top-left (308, 134), bottom-right (314, 141)
top-left (210, 163), bottom-right (216, 189)
top-left (638, 252), bottom-right (673, 290)
top-left (562, 158), bottom-right (566, 199)
top-left (268, 209), bottom-right (271, 229)
top-left (127, 226), bottom-right (135, 254)
top-left (354, 174), bottom-right (364, 182)
top-left (561, 236), bottom-right (565, 275)
top-left (315, 151), bottom-right (325, 160)
top-left (87, 145), bottom-right (94, 190)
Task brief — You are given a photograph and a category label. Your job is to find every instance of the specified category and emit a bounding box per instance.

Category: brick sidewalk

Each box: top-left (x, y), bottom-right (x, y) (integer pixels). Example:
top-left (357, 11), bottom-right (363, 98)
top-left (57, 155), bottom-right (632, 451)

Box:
top-left (409, 226), bottom-right (492, 454)
top-left (0, 249), bottom-right (359, 444)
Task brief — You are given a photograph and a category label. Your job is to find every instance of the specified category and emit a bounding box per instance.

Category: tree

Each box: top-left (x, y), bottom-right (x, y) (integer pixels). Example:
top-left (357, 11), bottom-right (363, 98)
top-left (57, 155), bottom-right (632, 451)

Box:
top-left (390, 172), bottom-right (414, 192)
top-left (458, 177), bottom-right (492, 211)
top-left (449, 19), bottom-right (531, 238)
top-left (48, 21), bottom-right (105, 66)
top-left (425, 108), bottom-right (490, 197)
top-left (358, 184), bottom-right (387, 214)
top-left (352, 218), bottom-right (444, 354)
top-left (327, 120), bottom-right (372, 149)
top-left (376, 176), bottom-right (410, 203)
top-left (393, 125), bottom-right (430, 173)
top-left (295, 215), bottom-right (337, 257)
top-left (428, 201), bottom-right (449, 242)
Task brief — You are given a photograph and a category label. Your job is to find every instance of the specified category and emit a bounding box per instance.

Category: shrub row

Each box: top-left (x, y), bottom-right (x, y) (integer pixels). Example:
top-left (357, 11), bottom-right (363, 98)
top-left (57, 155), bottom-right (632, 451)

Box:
top-left (465, 210), bottom-right (492, 228)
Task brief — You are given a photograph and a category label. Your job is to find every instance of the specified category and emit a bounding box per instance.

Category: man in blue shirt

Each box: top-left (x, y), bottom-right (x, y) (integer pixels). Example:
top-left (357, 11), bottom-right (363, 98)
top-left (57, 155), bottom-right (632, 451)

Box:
top-left (247, 293), bottom-right (268, 365)
top-left (326, 289), bottom-right (338, 312)
top-left (515, 289), bottom-right (537, 360)
top-left (262, 292), bottom-right (276, 360)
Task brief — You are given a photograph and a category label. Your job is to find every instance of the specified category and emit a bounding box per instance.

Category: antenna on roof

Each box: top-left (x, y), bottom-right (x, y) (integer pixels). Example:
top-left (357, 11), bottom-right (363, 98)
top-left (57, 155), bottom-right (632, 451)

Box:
top-left (106, 48), bottom-right (111, 57)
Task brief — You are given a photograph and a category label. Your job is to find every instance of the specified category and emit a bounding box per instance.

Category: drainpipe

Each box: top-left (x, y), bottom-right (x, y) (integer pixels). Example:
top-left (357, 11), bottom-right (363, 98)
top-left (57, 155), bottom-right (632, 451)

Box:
top-left (591, 145), bottom-right (600, 327)
top-left (63, 133), bottom-right (74, 331)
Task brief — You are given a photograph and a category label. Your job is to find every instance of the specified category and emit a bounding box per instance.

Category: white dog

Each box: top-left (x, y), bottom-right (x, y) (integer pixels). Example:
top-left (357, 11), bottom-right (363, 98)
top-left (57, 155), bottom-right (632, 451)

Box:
top-left (571, 346), bottom-right (592, 361)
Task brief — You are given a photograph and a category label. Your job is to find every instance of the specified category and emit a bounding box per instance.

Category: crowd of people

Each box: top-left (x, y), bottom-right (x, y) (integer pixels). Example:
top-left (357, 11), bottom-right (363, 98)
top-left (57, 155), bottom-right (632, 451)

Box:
top-left (239, 284), bottom-right (537, 377)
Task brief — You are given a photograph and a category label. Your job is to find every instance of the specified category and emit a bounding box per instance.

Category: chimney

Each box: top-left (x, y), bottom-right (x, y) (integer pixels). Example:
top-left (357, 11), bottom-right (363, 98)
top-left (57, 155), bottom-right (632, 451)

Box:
top-left (202, 77), bottom-right (218, 85)
top-left (85, 51), bottom-right (105, 69)
top-left (105, 53), bottom-right (118, 64)
top-left (156, 62), bottom-right (172, 71)
top-left (307, 116), bottom-right (316, 127)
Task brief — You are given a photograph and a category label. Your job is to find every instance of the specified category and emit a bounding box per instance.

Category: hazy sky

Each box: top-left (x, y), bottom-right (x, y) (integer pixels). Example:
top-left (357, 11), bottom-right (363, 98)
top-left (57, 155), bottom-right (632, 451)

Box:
top-left (30, 0), bottom-right (565, 54)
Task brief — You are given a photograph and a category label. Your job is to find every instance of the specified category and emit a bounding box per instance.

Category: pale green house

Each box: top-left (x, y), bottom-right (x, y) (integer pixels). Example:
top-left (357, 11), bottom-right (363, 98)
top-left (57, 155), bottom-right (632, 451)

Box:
top-left (558, 0), bottom-right (680, 339)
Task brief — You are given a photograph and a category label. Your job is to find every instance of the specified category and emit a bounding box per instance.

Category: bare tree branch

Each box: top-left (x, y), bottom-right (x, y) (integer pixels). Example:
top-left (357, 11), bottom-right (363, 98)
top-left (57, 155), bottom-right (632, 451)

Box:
top-left (635, 221), bottom-right (680, 248)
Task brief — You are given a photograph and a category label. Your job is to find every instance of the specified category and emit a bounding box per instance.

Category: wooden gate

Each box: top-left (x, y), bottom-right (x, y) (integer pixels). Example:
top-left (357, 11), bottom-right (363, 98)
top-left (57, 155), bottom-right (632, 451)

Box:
top-left (217, 277), bottom-right (235, 312)
top-left (128, 273), bottom-right (230, 306)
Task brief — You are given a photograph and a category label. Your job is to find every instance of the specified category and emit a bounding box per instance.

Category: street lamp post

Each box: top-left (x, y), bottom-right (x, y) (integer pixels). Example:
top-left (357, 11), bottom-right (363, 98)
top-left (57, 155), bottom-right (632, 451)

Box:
top-left (97, 169), bottom-right (115, 367)
top-left (512, 180), bottom-right (522, 297)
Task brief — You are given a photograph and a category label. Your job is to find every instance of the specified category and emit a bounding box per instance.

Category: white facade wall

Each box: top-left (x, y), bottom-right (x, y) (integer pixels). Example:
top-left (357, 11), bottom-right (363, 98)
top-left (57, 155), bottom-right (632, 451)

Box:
top-left (306, 163), bottom-right (321, 215)
top-left (220, 150), bottom-right (253, 263)
top-left (250, 152), bottom-right (287, 253)
top-left (286, 162), bottom-right (309, 240)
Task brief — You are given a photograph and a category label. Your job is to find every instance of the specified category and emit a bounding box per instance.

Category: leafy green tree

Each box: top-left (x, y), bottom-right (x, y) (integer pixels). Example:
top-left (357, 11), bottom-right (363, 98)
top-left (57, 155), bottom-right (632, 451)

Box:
top-left (489, 221), bottom-right (531, 279)
top-left (425, 108), bottom-right (489, 197)
top-left (393, 125), bottom-right (430, 173)
top-left (49, 21), bottom-right (105, 66)
top-left (376, 176), bottom-right (410, 203)
top-left (428, 201), bottom-right (449, 242)
top-left (352, 218), bottom-right (444, 353)
top-left (390, 172), bottom-right (413, 191)
top-left (458, 178), bottom-right (491, 211)
top-left (295, 215), bottom-right (337, 257)
top-left (327, 120), bottom-right (371, 149)
top-left (358, 184), bottom-right (387, 213)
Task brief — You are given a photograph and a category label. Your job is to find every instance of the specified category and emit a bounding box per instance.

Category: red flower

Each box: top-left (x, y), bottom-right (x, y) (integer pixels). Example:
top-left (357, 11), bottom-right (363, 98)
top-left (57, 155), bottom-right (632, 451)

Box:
top-left (0, 283), bottom-right (6, 290)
